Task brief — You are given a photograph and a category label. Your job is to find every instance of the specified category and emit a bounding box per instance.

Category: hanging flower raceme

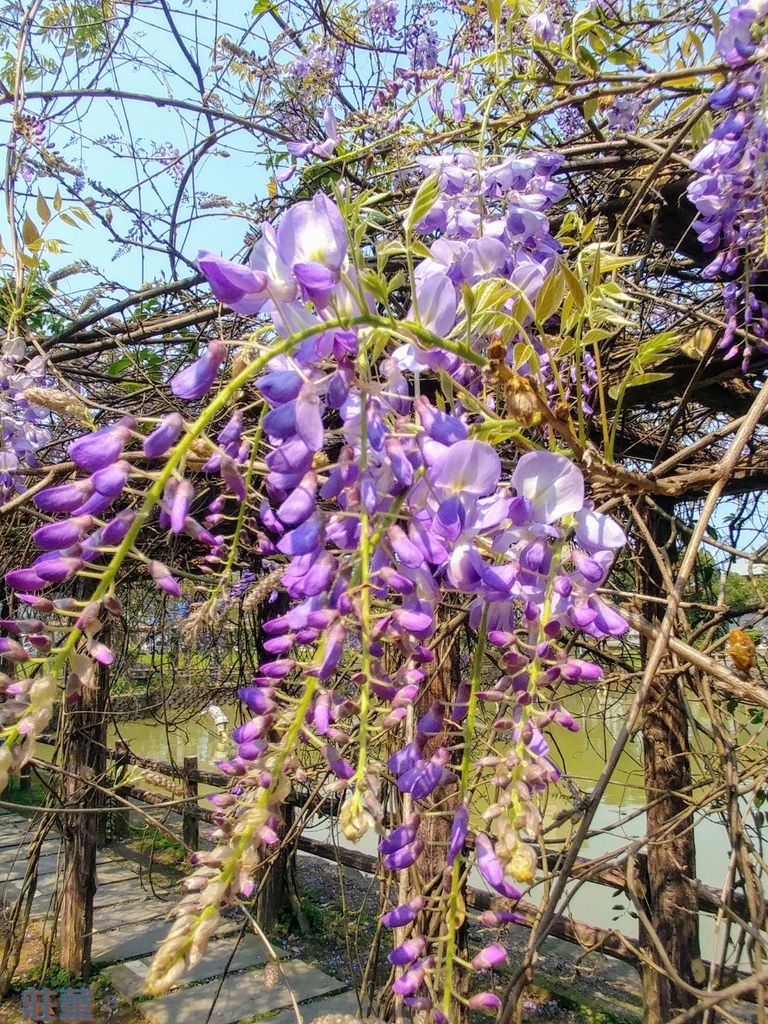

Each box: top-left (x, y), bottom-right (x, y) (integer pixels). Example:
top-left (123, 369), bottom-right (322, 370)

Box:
top-left (1, 177), bottom-right (631, 1019)
top-left (0, 341), bottom-right (51, 498)
top-left (687, 0), bottom-right (768, 367)
top-left (138, 186), bottom-right (628, 1007)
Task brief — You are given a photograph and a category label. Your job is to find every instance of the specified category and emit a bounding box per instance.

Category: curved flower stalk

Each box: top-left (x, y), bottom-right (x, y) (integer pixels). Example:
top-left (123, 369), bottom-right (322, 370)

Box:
top-left (1, 182), bottom-right (628, 1014)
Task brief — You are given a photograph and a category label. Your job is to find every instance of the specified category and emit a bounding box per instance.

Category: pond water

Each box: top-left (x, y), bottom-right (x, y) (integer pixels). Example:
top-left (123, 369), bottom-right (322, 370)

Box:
top-left (106, 688), bottom-right (755, 965)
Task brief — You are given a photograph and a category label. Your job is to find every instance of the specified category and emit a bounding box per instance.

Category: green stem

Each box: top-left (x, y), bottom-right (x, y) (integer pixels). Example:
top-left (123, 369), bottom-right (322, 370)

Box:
top-left (442, 605), bottom-right (488, 1016)
top-left (354, 342), bottom-right (372, 801)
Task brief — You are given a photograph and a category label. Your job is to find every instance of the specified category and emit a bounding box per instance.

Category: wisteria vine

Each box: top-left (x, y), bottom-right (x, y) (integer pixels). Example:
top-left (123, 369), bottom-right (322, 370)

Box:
top-left (0, 148), bottom-right (631, 1017)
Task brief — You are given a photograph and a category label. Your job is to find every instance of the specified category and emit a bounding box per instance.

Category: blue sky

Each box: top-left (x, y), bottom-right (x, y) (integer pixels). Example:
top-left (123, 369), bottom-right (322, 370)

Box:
top-left (2, 1), bottom-right (280, 294)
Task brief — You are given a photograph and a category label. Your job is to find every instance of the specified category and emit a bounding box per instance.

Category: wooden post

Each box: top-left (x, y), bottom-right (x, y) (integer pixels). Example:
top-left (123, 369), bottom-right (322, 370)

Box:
top-left (19, 763), bottom-right (31, 791)
top-left (638, 498), bottom-right (701, 1022)
top-left (106, 741), bottom-right (131, 844)
top-left (255, 805), bottom-right (295, 933)
top-left (58, 654), bottom-right (108, 978)
top-left (182, 755), bottom-right (199, 850)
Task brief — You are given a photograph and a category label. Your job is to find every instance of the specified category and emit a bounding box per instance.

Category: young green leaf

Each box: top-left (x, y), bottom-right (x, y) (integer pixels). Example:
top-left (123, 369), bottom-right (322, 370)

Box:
top-left (404, 173), bottom-right (441, 234)
top-left (535, 266), bottom-right (566, 323)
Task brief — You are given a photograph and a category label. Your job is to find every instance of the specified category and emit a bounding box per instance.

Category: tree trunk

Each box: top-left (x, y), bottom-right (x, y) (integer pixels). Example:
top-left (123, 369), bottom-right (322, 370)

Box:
top-left (58, 656), bottom-right (108, 978)
top-left (639, 499), bottom-right (700, 1022)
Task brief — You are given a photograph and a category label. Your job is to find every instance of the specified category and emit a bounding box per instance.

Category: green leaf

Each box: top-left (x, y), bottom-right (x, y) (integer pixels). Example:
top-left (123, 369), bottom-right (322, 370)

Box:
top-left (561, 262), bottom-right (585, 309)
top-left (588, 29), bottom-right (607, 54)
top-left (462, 283), bottom-right (476, 320)
top-left (512, 341), bottom-right (539, 372)
top-left (387, 270), bottom-right (406, 294)
top-left (470, 419), bottom-right (524, 445)
top-left (691, 112), bottom-right (714, 149)
top-left (608, 371), bottom-right (672, 399)
top-left (582, 96), bottom-right (599, 121)
top-left (370, 328), bottom-right (393, 363)
top-left (606, 48), bottom-right (639, 66)
top-left (404, 173), bottom-right (441, 234)
top-left (359, 270), bottom-right (390, 305)
top-left (638, 330), bottom-right (678, 365)
top-left (107, 356), bottom-right (131, 377)
top-left (535, 265), bottom-right (566, 323)
top-left (583, 328), bottom-right (613, 346)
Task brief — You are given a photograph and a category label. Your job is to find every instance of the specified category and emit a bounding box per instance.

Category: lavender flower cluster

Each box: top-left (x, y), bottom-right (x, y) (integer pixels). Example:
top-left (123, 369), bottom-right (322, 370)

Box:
top-left (687, 0), bottom-right (768, 367)
top-left (0, 340), bottom-right (50, 497)
top-left (286, 42), bottom-right (338, 95)
top-left (1, 159), bottom-right (628, 1012)
top-left (367, 0), bottom-right (399, 39)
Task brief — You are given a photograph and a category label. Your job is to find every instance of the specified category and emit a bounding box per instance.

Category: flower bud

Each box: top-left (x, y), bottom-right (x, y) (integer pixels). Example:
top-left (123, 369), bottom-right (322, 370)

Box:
top-left (144, 413), bottom-right (184, 458)
top-left (150, 560), bottom-right (182, 597)
top-left (471, 943), bottom-right (508, 971)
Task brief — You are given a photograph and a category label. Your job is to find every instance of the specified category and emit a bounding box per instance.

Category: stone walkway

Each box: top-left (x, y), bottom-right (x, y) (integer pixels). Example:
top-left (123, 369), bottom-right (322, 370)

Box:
top-left (0, 809), bottom-right (363, 1023)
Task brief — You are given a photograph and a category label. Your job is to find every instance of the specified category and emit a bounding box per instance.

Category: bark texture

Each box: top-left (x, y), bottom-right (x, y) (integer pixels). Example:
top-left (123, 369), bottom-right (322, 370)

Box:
top-left (58, 658), bottom-right (107, 977)
top-left (639, 498), bottom-right (701, 1022)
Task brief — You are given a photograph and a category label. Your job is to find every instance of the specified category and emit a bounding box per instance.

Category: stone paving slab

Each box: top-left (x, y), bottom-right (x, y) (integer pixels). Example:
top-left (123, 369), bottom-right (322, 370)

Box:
top-left (269, 992), bottom-right (362, 1023)
top-left (93, 915), bottom-right (238, 965)
top-left (107, 934), bottom-right (284, 998)
top-left (0, 814), bottom-right (30, 831)
top-left (98, 861), bottom-right (138, 883)
top-left (6, 863), bottom-right (134, 897)
top-left (0, 827), bottom-right (38, 848)
top-left (0, 845), bottom-right (132, 883)
top-left (0, 881), bottom-right (58, 918)
top-left (0, 833), bottom-right (30, 850)
top-left (94, 880), bottom-right (177, 908)
top-left (93, 898), bottom-right (168, 932)
top-left (106, 962), bottom-right (154, 1001)
top-left (2, 872), bottom-right (145, 922)
top-left (0, 852), bottom-right (59, 880)
top-left (3, 860), bottom-right (133, 886)
top-left (0, 813), bottom-right (45, 837)
top-left (138, 960), bottom-right (345, 1024)
top-left (0, 839), bottom-right (60, 862)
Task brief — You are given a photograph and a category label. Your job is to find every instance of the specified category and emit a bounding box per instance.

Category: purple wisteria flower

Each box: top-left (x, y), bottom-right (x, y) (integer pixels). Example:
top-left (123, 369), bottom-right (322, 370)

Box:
top-left (171, 341), bottom-right (227, 400)
top-left (527, 11), bottom-right (556, 41)
top-left (196, 254), bottom-right (268, 313)
top-left (0, 345), bottom-right (50, 498)
top-left (5, 145), bottom-right (635, 1013)
top-left (686, 0), bottom-right (768, 365)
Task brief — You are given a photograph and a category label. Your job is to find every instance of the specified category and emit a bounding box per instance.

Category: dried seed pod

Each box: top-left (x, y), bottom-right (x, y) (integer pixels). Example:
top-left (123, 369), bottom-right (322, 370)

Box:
top-left (727, 628), bottom-right (755, 674)
top-left (262, 959), bottom-right (280, 990)
top-left (504, 373), bottom-right (541, 426)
